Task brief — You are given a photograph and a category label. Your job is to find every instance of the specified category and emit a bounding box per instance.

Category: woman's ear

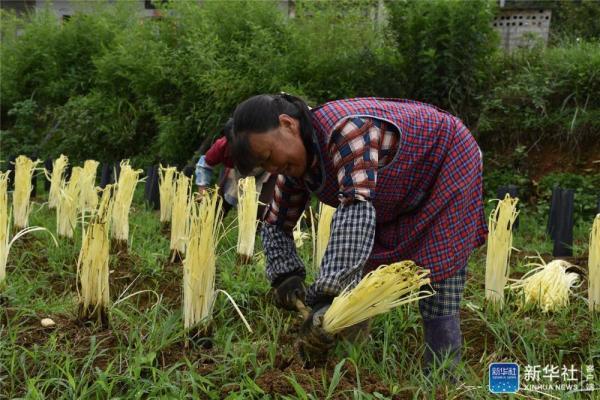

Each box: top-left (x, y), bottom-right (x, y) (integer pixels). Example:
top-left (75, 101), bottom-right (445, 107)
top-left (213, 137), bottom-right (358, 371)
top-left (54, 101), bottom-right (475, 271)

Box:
top-left (279, 114), bottom-right (300, 137)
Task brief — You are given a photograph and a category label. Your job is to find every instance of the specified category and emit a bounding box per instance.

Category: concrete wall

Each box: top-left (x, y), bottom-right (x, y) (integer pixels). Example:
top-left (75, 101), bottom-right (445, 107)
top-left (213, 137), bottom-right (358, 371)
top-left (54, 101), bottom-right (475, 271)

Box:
top-left (31, 0), bottom-right (164, 20)
top-left (493, 8), bottom-right (552, 51)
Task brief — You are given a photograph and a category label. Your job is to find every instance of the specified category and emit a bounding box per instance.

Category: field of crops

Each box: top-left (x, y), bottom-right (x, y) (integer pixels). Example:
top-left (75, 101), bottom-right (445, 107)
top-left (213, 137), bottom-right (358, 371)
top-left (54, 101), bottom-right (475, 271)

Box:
top-left (1, 171), bottom-right (598, 399)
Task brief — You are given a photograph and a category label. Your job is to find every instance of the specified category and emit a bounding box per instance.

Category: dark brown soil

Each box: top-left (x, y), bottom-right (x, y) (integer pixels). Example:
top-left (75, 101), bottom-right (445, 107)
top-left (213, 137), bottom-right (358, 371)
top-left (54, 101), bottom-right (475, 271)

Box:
top-left (254, 358), bottom-right (396, 399)
top-left (236, 253), bottom-right (253, 266)
top-left (483, 141), bottom-right (600, 182)
top-left (110, 239), bottom-right (128, 254)
top-left (169, 250), bottom-right (183, 264)
top-left (525, 142), bottom-right (600, 181)
top-left (9, 313), bottom-right (121, 369)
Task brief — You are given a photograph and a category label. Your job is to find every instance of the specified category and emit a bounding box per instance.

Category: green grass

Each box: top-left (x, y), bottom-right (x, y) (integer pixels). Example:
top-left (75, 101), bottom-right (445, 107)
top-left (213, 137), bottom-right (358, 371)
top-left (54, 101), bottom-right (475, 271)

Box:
top-left (1, 187), bottom-right (598, 399)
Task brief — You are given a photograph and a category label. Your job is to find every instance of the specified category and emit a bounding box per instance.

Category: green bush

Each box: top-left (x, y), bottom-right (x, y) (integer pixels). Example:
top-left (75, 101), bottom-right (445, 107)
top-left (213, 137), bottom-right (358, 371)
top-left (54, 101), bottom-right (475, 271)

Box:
top-left (287, 0), bottom-right (403, 102)
top-left (385, 0), bottom-right (499, 124)
top-left (0, 0), bottom-right (598, 166)
top-left (49, 92), bottom-right (157, 166)
top-left (0, 99), bottom-right (47, 160)
top-left (478, 41), bottom-right (600, 147)
top-left (550, 0), bottom-right (600, 43)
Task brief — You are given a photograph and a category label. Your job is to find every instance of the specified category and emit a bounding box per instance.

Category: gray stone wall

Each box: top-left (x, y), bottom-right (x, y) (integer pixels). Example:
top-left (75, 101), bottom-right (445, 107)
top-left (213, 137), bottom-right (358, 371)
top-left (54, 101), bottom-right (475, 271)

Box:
top-left (493, 8), bottom-right (552, 51)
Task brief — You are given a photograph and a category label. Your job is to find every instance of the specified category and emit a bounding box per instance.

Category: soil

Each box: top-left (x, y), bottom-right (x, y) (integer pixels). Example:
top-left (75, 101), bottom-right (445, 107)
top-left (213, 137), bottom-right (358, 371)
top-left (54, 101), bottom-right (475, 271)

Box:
top-left (8, 312), bottom-right (121, 370)
top-left (109, 257), bottom-right (182, 309)
top-left (236, 253), bottom-right (253, 266)
top-left (110, 239), bottom-right (129, 255)
top-left (254, 357), bottom-right (397, 399)
top-left (160, 222), bottom-right (171, 236)
top-left (524, 142), bottom-right (600, 181)
top-left (169, 250), bottom-right (183, 264)
top-left (483, 141), bottom-right (600, 181)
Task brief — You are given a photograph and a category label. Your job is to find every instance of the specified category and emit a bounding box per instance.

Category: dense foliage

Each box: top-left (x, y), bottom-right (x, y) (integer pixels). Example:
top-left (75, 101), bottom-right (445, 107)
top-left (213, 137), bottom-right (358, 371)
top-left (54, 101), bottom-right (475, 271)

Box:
top-left (1, 0), bottom-right (598, 167)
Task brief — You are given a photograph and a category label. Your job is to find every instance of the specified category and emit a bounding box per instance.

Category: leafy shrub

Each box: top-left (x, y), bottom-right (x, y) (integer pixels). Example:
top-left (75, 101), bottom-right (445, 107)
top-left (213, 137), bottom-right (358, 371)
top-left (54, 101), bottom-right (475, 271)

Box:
top-left (0, 99), bottom-right (48, 160)
top-left (50, 92), bottom-right (157, 165)
top-left (385, 0), bottom-right (499, 124)
top-left (478, 41), bottom-right (600, 147)
top-left (550, 0), bottom-right (600, 43)
top-left (1, 0), bottom-right (598, 166)
top-left (287, 0), bottom-right (403, 102)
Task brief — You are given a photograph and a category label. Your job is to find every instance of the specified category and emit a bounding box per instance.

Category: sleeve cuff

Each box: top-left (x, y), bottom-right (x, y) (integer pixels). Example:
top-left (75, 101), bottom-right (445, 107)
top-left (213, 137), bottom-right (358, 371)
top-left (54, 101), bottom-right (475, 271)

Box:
top-left (306, 201), bottom-right (376, 306)
top-left (195, 156), bottom-right (213, 186)
top-left (261, 223), bottom-right (306, 285)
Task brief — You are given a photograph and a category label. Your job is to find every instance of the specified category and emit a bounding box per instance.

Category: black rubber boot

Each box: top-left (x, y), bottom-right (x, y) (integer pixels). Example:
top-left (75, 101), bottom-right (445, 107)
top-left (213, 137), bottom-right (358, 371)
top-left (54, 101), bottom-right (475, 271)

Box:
top-left (422, 314), bottom-right (462, 376)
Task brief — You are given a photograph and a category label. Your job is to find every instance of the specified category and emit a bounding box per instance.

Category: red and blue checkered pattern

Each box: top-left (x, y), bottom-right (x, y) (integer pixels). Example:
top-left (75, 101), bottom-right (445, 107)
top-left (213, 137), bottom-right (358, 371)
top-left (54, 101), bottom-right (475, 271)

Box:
top-left (311, 98), bottom-right (487, 282)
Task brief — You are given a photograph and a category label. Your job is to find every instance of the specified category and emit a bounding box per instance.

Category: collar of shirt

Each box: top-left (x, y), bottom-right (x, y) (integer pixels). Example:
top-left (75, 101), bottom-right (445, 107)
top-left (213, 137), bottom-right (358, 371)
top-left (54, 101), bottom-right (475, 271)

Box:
top-left (302, 139), bottom-right (323, 191)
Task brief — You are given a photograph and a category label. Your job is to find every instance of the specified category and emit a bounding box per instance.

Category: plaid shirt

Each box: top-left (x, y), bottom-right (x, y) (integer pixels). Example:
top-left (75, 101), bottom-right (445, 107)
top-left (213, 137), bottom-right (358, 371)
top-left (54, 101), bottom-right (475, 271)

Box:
top-left (262, 117), bottom-right (399, 305)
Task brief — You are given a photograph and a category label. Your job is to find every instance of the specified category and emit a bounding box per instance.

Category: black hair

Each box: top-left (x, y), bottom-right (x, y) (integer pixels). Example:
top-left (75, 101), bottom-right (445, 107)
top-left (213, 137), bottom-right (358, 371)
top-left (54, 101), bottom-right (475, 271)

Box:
top-left (222, 118), bottom-right (234, 142)
top-left (231, 93), bottom-right (314, 176)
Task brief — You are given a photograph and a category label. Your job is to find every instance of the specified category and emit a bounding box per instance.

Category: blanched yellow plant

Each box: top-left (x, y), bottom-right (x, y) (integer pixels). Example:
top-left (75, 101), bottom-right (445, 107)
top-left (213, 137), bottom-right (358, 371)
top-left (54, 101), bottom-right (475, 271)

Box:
top-left (183, 189), bottom-right (222, 331)
top-left (485, 195), bottom-right (519, 309)
top-left (237, 177), bottom-right (260, 263)
top-left (183, 189), bottom-right (251, 336)
top-left (57, 167), bottom-right (82, 238)
top-left (315, 203), bottom-right (336, 269)
top-left (77, 185), bottom-right (114, 325)
top-left (0, 172), bottom-right (9, 285)
top-left (79, 160), bottom-right (100, 212)
top-left (110, 161), bottom-right (143, 245)
top-left (158, 165), bottom-right (177, 224)
top-left (322, 261), bottom-right (433, 334)
top-left (170, 173), bottom-right (192, 260)
top-left (2, 171), bottom-right (58, 288)
top-left (13, 155), bottom-right (41, 230)
top-left (46, 154), bottom-right (68, 210)
top-left (588, 215), bottom-right (600, 312)
top-left (509, 258), bottom-right (580, 313)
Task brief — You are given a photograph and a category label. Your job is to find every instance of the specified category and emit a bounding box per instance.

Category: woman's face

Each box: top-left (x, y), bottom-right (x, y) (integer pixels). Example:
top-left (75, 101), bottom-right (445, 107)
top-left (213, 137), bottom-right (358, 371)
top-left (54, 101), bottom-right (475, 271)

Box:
top-left (247, 114), bottom-right (307, 178)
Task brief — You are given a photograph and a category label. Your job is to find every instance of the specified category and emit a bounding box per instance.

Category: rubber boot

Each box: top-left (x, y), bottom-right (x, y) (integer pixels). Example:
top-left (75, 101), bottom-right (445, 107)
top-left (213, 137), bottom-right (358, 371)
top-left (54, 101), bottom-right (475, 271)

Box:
top-left (422, 314), bottom-right (462, 376)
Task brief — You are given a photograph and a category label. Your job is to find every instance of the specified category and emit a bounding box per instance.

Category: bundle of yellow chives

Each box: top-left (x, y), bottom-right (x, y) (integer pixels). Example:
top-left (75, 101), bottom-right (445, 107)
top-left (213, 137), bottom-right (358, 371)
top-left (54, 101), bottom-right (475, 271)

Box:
top-left (110, 160), bottom-right (143, 247)
top-left (484, 194), bottom-right (519, 309)
top-left (79, 160), bottom-right (100, 212)
top-left (77, 185), bottom-right (114, 326)
top-left (236, 176), bottom-right (260, 264)
top-left (589, 214), bottom-right (600, 312)
top-left (57, 167), bottom-right (82, 238)
top-left (509, 258), bottom-right (580, 313)
top-left (2, 171), bottom-right (58, 290)
top-left (158, 164), bottom-right (177, 224)
top-left (46, 154), bottom-right (68, 210)
top-left (170, 172), bottom-right (192, 261)
top-left (322, 261), bottom-right (433, 334)
top-left (183, 188), bottom-right (222, 332)
top-left (12, 155), bottom-right (41, 230)
top-left (315, 203), bottom-right (336, 269)
top-left (0, 172), bottom-right (9, 286)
